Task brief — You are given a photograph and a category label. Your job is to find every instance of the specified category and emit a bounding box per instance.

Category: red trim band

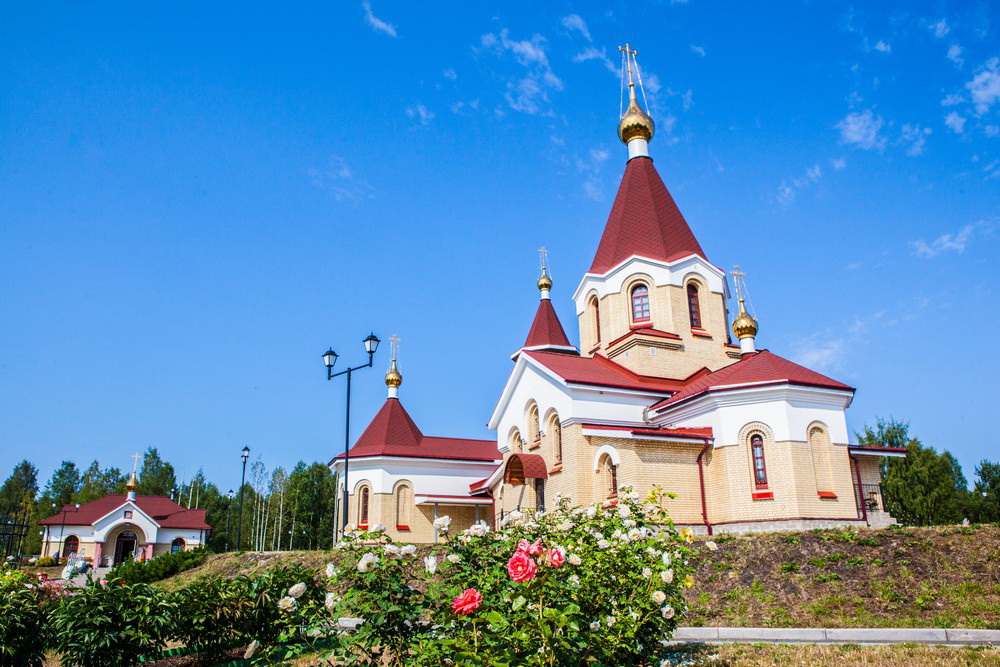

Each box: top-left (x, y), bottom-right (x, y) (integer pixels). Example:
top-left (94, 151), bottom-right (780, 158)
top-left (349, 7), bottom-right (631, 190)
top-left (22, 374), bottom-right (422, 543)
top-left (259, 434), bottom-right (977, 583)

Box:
top-left (752, 491), bottom-right (774, 500)
top-left (818, 491), bottom-right (838, 499)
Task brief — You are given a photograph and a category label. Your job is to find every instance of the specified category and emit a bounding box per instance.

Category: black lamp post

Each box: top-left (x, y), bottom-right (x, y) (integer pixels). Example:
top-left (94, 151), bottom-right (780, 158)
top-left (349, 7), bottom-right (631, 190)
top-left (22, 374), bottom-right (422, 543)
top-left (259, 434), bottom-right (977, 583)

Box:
top-left (323, 332), bottom-right (380, 537)
top-left (237, 446), bottom-right (250, 551)
top-left (225, 489), bottom-right (234, 552)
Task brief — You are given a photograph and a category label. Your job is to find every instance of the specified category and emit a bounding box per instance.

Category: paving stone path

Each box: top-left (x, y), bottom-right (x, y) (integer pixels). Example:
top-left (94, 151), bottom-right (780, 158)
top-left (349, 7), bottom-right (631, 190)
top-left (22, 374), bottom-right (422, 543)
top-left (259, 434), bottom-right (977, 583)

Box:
top-left (670, 627), bottom-right (1000, 646)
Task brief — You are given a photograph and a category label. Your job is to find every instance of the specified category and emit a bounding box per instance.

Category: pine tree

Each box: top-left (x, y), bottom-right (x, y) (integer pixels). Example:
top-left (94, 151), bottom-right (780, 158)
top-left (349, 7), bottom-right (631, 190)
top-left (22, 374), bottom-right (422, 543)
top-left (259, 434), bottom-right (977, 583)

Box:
top-left (0, 460), bottom-right (38, 509)
top-left (138, 447), bottom-right (176, 496)
top-left (74, 461), bottom-right (126, 504)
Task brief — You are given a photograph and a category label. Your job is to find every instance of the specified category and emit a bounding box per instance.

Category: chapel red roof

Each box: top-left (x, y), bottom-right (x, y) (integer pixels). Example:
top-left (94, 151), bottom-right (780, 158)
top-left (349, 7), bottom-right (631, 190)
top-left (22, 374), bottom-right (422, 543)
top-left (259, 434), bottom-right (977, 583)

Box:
top-left (589, 156), bottom-right (708, 274)
top-left (330, 398), bottom-right (500, 463)
top-left (650, 350), bottom-right (854, 412)
top-left (582, 423), bottom-right (714, 442)
top-left (38, 495), bottom-right (211, 530)
top-left (523, 299), bottom-right (573, 350)
top-left (522, 349), bottom-right (684, 393)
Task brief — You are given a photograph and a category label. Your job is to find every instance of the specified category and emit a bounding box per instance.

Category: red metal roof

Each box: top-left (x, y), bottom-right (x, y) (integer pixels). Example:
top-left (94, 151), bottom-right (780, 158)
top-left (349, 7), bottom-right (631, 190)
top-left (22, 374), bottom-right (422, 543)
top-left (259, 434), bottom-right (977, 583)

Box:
top-left (650, 350), bottom-right (854, 411)
top-left (582, 423), bottom-right (714, 441)
top-left (504, 453), bottom-right (549, 482)
top-left (330, 398), bottom-right (500, 463)
top-left (523, 349), bottom-right (684, 393)
top-left (38, 495), bottom-right (211, 530)
top-left (589, 156), bottom-right (708, 274)
top-left (523, 299), bottom-right (573, 349)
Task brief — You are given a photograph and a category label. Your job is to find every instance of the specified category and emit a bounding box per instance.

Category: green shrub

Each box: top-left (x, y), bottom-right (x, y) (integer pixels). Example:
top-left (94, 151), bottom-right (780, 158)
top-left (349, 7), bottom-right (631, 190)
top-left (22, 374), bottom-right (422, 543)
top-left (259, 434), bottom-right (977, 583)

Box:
top-left (0, 570), bottom-right (49, 666)
top-left (845, 557), bottom-right (865, 567)
top-left (36, 556), bottom-right (57, 567)
top-left (779, 561), bottom-right (799, 573)
top-left (857, 537), bottom-right (879, 547)
top-left (110, 547), bottom-right (208, 584)
top-left (49, 579), bottom-right (177, 667)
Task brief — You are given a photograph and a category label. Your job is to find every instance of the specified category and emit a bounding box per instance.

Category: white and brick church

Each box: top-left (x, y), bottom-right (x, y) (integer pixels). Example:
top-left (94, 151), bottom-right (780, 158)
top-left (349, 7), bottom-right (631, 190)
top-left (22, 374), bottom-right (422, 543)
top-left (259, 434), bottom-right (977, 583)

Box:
top-left (331, 50), bottom-right (903, 542)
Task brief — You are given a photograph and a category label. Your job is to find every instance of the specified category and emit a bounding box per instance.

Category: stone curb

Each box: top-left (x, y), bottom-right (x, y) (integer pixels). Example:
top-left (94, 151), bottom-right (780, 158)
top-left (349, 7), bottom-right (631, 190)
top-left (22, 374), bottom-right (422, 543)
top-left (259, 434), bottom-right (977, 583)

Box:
top-left (670, 627), bottom-right (1000, 646)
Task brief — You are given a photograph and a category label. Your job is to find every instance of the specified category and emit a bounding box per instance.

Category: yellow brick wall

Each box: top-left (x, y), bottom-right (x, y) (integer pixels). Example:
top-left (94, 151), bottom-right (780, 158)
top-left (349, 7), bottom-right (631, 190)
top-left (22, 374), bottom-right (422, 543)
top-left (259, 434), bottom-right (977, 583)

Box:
top-left (346, 488), bottom-right (488, 544)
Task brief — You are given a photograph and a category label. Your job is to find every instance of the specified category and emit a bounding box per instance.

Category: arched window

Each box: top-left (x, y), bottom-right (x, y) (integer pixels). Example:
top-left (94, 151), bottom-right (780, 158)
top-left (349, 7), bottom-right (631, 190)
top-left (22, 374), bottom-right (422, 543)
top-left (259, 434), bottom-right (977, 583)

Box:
top-left (63, 535), bottom-right (79, 557)
top-left (171, 538), bottom-right (185, 553)
top-left (809, 425), bottom-right (833, 492)
top-left (510, 428), bottom-right (523, 453)
top-left (528, 403), bottom-right (540, 448)
top-left (750, 434), bottom-right (767, 488)
top-left (395, 483), bottom-right (412, 530)
top-left (687, 283), bottom-right (702, 329)
top-left (631, 284), bottom-right (651, 322)
top-left (359, 486), bottom-right (370, 527)
top-left (550, 414), bottom-right (562, 464)
top-left (590, 297), bottom-right (601, 345)
top-left (599, 454), bottom-right (619, 498)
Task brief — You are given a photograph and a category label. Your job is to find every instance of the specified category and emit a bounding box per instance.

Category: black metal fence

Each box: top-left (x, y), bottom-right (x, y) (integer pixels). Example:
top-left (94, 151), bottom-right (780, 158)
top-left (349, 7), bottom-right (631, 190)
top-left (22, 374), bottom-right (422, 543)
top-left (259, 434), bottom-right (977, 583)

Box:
top-left (855, 483), bottom-right (885, 517)
top-left (0, 501), bottom-right (31, 566)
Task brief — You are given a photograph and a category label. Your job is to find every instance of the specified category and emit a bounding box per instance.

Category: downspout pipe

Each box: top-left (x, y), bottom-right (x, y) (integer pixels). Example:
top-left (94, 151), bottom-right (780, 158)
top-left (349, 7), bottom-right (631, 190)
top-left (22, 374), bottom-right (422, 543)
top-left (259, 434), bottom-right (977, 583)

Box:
top-left (697, 442), bottom-right (713, 536)
top-left (852, 456), bottom-right (869, 526)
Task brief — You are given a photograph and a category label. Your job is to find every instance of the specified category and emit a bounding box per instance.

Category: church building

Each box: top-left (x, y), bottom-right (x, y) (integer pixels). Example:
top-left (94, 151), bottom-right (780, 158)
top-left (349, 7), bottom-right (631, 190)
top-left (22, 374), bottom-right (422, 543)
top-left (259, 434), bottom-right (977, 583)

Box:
top-left (331, 49), bottom-right (903, 540)
top-left (39, 470), bottom-right (211, 565)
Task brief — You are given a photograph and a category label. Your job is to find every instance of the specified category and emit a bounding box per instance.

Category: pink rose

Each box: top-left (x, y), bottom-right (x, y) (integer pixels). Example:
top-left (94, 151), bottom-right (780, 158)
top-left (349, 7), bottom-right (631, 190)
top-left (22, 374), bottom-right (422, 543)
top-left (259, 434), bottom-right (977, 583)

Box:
top-left (546, 547), bottom-right (565, 568)
top-left (452, 588), bottom-right (483, 615)
top-left (516, 538), bottom-right (544, 555)
top-left (507, 551), bottom-right (538, 583)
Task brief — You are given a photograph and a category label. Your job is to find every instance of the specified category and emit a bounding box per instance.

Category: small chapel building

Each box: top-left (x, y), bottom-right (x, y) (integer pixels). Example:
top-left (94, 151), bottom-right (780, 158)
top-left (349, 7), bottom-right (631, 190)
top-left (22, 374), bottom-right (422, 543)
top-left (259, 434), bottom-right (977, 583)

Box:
top-left (332, 50), bottom-right (904, 540)
top-left (38, 471), bottom-right (211, 566)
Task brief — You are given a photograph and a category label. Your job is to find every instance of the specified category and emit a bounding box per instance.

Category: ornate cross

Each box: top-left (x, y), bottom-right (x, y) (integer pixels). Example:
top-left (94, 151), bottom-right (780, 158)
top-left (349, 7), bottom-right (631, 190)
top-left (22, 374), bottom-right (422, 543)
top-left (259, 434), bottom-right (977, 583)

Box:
top-left (538, 246), bottom-right (549, 276)
top-left (731, 265), bottom-right (746, 300)
top-left (388, 335), bottom-right (400, 363)
top-left (130, 453), bottom-right (140, 475)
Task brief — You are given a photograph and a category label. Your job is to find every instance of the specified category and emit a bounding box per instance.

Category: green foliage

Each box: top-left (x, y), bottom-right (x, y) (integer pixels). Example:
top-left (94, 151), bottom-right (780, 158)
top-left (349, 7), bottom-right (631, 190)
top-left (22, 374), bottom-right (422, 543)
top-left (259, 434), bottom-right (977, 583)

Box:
top-left (0, 460), bottom-right (38, 509)
top-left (110, 548), bottom-right (208, 584)
top-left (49, 579), bottom-right (177, 667)
top-left (780, 561), bottom-right (799, 573)
top-left (814, 573), bottom-right (841, 583)
top-left (857, 537), bottom-right (879, 547)
top-left (0, 570), bottom-right (48, 666)
top-left (138, 447), bottom-right (176, 496)
top-left (36, 556), bottom-right (57, 567)
top-left (860, 418), bottom-right (967, 526)
top-left (73, 461), bottom-right (125, 505)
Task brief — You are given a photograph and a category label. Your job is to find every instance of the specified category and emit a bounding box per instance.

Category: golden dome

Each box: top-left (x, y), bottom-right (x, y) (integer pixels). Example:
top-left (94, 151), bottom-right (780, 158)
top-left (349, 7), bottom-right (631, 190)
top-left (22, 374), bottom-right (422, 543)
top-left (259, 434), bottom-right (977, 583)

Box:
top-left (385, 359), bottom-right (402, 388)
top-left (731, 298), bottom-right (758, 340)
top-left (537, 271), bottom-right (552, 292)
top-left (125, 471), bottom-right (139, 492)
top-left (618, 92), bottom-right (655, 144)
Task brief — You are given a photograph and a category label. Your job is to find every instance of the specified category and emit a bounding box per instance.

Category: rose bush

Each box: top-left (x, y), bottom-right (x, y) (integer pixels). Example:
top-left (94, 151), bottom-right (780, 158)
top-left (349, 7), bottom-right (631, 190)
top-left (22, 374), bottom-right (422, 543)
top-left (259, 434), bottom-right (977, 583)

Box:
top-left (271, 485), bottom-right (697, 666)
top-left (0, 569), bottom-right (50, 666)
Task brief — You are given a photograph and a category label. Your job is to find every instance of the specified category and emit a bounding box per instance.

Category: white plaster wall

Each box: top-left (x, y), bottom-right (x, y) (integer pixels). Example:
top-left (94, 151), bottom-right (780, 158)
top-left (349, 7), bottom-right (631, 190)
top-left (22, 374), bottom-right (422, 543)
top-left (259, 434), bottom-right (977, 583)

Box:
top-left (157, 528), bottom-right (207, 546)
top-left (93, 502), bottom-right (160, 543)
top-left (333, 457), bottom-right (499, 497)
top-left (573, 255), bottom-right (729, 313)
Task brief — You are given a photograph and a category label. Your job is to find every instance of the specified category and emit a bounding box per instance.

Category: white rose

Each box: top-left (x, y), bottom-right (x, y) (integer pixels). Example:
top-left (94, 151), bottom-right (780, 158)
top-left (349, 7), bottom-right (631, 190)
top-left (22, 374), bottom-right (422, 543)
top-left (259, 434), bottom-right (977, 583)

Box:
top-left (662, 552), bottom-right (672, 566)
top-left (433, 515), bottom-right (453, 532)
top-left (324, 592), bottom-right (337, 610)
top-left (277, 596), bottom-right (297, 612)
top-left (605, 615), bottom-right (616, 627)
top-left (585, 506), bottom-right (597, 518)
top-left (372, 524), bottom-right (386, 532)
top-left (446, 553), bottom-right (461, 564)
top-left (384, 544), bottom-right (400, 556)
top-left (568, 574), bottom-right (581, 588)
top-left (325, 562), bottom-right (337, 578)
top-left (627, 528), bottom-right (641, 541)
top-left (623, 518), bottom-right (637, 528)
top-left (642, 567), bottom-right (652, 578)
top-left (401, 544), bottom-right (417, 556)
top-left (589, 621), bottom-right (601, 631)
top-left (597, 539), bottom-right (611, 549)
top-left (357, 553), bottom-right (378, 572)
top-left (568, 553), bottom-right (582, 566)
top-left (288, 582), bottom-right (306, 598)
top-left (423, 555), bottom-right (438, 574)
top-left (661, 605), bottom-right (675, 619)
top-left (661, 569), bottom-right (674, 584)
top-left (651, 590), bottom-right (666, 604)
top-left (706, 541), bottom-right (718, 551)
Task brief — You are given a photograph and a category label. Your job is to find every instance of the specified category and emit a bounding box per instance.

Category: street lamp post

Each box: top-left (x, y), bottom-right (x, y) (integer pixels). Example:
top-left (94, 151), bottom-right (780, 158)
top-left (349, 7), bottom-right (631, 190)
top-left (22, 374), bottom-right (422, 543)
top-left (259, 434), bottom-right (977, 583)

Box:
top-left (323, 333), bottom-right (380, 538)
top-left (237, 447), bottom-right (250, 550)
top-left (225, 489), bottom-right (234, 552)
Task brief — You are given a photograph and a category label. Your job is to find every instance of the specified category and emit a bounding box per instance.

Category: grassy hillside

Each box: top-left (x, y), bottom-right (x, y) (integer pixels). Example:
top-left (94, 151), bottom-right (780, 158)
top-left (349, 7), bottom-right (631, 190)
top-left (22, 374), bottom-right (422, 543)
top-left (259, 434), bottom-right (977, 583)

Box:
top-left (156, 524), bottom-right (1000, 629)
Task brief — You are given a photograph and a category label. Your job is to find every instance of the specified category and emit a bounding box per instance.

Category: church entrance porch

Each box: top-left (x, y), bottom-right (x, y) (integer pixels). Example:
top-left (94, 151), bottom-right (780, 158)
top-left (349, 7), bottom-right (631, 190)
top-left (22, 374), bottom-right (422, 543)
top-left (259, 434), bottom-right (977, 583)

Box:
top-left (113, 530), bottom-right (137, 564)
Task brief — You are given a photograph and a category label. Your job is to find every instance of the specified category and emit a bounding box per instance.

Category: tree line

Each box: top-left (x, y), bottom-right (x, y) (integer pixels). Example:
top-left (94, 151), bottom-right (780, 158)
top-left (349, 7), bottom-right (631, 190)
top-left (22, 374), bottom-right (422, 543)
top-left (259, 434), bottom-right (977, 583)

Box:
top-left (0, 447), bottom-right (338, 555)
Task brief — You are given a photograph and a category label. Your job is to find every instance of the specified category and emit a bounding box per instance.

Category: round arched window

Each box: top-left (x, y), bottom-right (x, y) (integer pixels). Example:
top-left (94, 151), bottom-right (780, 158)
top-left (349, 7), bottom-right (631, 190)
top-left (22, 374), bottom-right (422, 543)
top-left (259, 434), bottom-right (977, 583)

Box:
top-left (631, 285), bottom-right (650, 321)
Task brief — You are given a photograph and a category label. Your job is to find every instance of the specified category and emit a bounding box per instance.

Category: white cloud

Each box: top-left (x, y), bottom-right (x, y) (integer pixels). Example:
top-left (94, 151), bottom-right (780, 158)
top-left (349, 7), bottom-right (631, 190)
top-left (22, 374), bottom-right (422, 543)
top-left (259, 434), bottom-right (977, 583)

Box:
top-left (874, 40), bottom-right (891, 53)
top-left (944, 111), bottom-right (966, 133)
top-left (836, 109), bottom-right (886, 150)
top-left (480, 29), bottom-right (563, 115)
top-left (775, 164), bottom-right (822, 206)
top-left (911, 224), bottom-right (976, 258)
top-left (690, 45), bottom-right (706, 57)
top-left (406, 103), bottom-right (434, 126)
top-left (947, 44), bottom-right (964, 67)
top-left (561, 14), bottom-right (591, 42)
top-left (361, 1), bottom-right (397, 38)
top-left (792, 336), bottom-right (846, 373)
top-left (308, 155), bottom-right (375, 204)
top-left (443, 68), bottom-right (457, 80)
top-left (941, 93), bottom-right (964, 106)
top-left (931, 19), bottom-right (950, 39)
top-left (966, 57), bottom-right (1000, 115)
top-left (831, 157), bottom-right (847, 170)
top-left (573, 46), bottom-right (617, 75)
top-left (900, 124), bottom-right (932, 156)
top-left (985, 125), bottom-right (999, 136)
top-left (577, 148), bottom-right (610, 201)
top-left (985, 160), bottom-right (1000, 180)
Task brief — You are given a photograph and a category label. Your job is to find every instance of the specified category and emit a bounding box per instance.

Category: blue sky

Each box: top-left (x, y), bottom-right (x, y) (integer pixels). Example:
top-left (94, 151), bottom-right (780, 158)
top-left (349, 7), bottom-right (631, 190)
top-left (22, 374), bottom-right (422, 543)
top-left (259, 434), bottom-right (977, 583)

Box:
top-left (2, 2), bottom-right (997, 491)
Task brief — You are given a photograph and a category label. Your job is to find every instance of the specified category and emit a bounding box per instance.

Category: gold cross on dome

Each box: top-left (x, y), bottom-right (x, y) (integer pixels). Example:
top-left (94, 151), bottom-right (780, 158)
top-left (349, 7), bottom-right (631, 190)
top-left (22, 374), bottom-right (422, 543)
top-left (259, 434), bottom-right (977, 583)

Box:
top-left (130, 453), bottom-right (140, 475)
top-left (388, 335), bottom-right (400, 362)
top-left (538, 246), bottom-right (549, 275)
top-left (617, 43), bottom-right (637, 57)
top-left (730, 265), bottom-right (746, 300)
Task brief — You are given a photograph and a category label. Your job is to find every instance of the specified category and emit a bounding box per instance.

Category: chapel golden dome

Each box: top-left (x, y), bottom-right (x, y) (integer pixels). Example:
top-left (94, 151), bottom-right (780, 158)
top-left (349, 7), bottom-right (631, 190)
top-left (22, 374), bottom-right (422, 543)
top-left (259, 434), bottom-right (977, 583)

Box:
top-left (731, 298), bottom-right (759, 340)
top-left (618, 94), bottom-right (655, 144)
top-left (125, 471), bottom-right (140, 492)
top-left (537, 271), bottom-right (553, 292)
top-left (385, 359), bottom-right (402, 388)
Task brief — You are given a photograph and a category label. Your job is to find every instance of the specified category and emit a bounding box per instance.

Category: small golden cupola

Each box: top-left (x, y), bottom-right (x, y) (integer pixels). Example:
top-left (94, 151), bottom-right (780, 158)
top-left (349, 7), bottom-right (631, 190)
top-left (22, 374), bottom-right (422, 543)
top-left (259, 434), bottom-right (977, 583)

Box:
top-left (125, 454), bottom-right (140, 501)
top-left (617, 43), bottom-right (655, 156)
top-left (730, 266), bottom-right (758, 355)
top-left (125, 471), bottom-right (139, 492)
top-left (385, 335), bottom-right (402, 399)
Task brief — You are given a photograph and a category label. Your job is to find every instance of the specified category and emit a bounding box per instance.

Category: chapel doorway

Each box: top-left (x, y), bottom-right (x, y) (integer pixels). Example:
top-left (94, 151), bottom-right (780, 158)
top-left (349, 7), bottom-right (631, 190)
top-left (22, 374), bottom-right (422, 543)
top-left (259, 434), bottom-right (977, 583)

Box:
top-left (114, 530), bottom-right (137, 565)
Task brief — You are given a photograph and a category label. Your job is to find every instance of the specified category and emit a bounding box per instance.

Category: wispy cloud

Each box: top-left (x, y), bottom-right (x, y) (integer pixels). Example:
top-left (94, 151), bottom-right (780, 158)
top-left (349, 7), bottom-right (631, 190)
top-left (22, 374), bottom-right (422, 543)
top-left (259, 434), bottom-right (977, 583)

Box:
top-left (561, 14), bottom-right (591, 42)
top-left (480, 29), bottom-right (563, 115)
top-left (941, 93), bottom-right (964, 106)
top-left (899, 124), bottom-right (932, 156)
top-left (966, 57), bottom-right (1000, 115)
top-left (406, 103), bottom-right (434, 126)
top-left (947, 44), bottom-right (964, 67)
top-left (577, 148), bottom-right (610, 201)
top-left (361, 1), bottom-right (397, 38)
top-left (874, 40), bottom-right (891, 53)
top-left (573, 46), bottom-right (617, 75)
top-left (792, 336), bottom-right (847, 373)
top-left (930, 18), bottom-right (950, 39)
top-left (443, 68), bottom-right (457, 80)
top-left (775, 164), bottom-right (822, 206)
top-left (944, 111), bottom-right (966, 133)
top-left (308, 155), bottom-right (375, 204)
top-left (830, 157), bottom-right (847, 170)
top-left (911, 223), bottom-right (977, 258)
top-left (690, 44), bottom-right (706, 57)
top-left (836, 109), bottom-right (886, 150)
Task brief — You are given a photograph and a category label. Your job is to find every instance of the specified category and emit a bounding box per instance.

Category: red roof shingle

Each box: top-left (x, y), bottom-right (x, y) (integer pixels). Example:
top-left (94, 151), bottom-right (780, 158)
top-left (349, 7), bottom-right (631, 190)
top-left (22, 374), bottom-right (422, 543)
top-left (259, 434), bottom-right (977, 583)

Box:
top-left (650, 350), bottom-right (854, 411)
top-left (523, 299), bottom-right (573, 350)
top-left (331, 399), bottom-right (500, 463)
top-left (590, 156), bottom-right (708, 274)
top-left (523, 350), bottom-right (684, 393)
top-left (39, 495), bottom-right (211, 530)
